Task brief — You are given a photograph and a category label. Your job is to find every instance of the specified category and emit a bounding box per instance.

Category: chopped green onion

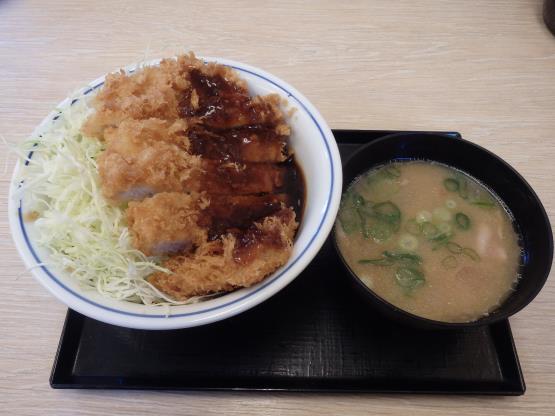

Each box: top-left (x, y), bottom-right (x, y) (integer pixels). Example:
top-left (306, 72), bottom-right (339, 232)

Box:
top-left (356, 200), bottom-right (402, 243)
top-left (357, 203), bottom-right (375, 218)
top-left (438, 222), bottom-right (452, 234)
top-left (395, 267), bottom-right (425, 289)
top-left (364, 169), bottom-right (401, 200)
top-left (444, 178), bottom-right (459, 192)
top-left (339, 208), bottom-right (360, 234)
top-left (430, 233), bottom-right (453, 250)
top-left (353, 193), bottom-right (365, 207)
top-left (455, 213), bottom-right (471, 230)
top-left (470, 200), bottom-right (496, 208)
top-left (398, 234), bottom-right (419, 251)
top-left (429, 232), bottom-right (452, 242)
top-left (338, 192), bottom-right (363, 234)
top-left (404, 219), bottom-right (422, 236)
top-left (359, 250), bottom-right (422, 267)
top-left (441, 255), bottom-right (458, 269)
top-left (373, 201), bottom-right (401, 224)
top-left (359, 257), bottom-right (395, 266)
top-left (340, 190), bottom-right (362, 209)
top-left (384, 251), bottom-right (422, 265)
top-left (363, 218), bottom-right (394, 242)
top-left (446, 241), bottom-right (463, 254)
top-left (416, 210), bottom-right (432, 224)
top-left (433, 207), bottom-right (452, 222)
top-left (462, 247), bottom-right (481, 261)
top-left (421, 222), bottom-right (439, 238)
top-left (445, 199), bottom-right (457, 209)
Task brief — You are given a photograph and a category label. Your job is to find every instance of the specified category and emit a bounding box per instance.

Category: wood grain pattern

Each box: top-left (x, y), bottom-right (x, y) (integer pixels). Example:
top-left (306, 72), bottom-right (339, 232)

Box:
top-left (1, 0), bottom-right (554, 414)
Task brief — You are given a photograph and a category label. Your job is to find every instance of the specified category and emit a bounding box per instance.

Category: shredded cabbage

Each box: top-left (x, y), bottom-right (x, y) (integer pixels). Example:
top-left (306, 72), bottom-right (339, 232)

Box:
top-left (14, 92), bottom-right (197, 306)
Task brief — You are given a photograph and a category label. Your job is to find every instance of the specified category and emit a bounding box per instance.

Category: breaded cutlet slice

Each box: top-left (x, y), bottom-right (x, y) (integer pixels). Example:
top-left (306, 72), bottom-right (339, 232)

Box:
top-left (127, 192), bottom-right (289, 256)
top-left (180, 66), bottom-right (289, 131)
top-left (127, 192), bottom-right (209, 257)
top-left (101, 148), bottom-right (287, 202)
top-left (188, 124), bottom-right (289, 163)
top-left (184, 160), bottom-right (288, 195)
top-left (101, 153), bottom-right (286, 202)
top-left (81, 52), bottom-right (250, 140)
top-left (98, 119), bottom-right (201, 202)
top-left (201, 194), bottom-right (290, 237)
top-left (105, 118), bottom-right (190, 150)
top-left (148, 207), bottom-right (298, 299)
top-left (82, 52), bottom-right (289, 139)
top-left (82, 57), bottom-right (191, 139)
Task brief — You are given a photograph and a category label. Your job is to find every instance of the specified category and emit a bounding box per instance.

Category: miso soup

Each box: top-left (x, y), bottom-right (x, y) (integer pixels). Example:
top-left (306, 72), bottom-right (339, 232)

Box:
top-left (335, 161), bottom-right (521, 323)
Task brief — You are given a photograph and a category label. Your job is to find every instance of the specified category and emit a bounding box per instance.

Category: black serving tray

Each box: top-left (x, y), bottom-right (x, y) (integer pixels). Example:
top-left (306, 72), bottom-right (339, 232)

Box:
top-left (50, 130), bottom-right (525, 395)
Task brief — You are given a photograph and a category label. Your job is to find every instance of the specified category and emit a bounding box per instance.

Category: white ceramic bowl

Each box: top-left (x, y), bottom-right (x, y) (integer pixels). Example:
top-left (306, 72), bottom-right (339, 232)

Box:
top-left (9, 57), bottom-right (342, 330)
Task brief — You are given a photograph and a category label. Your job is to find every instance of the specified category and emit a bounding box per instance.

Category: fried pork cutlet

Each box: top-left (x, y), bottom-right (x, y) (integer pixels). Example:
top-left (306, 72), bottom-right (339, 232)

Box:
top-left (127, 192), bottom-right (290, 256)
top-left (101, 148), bottom-right (287, 202)
top-left (188, 125), bottom-right (289, 163)
top-left (180, 68), bottom-right (288, 130)
top-left (127, 192), bottom-right (209, 256)
top-left (148, 207), bottom-right (298, 299)
top-left (98, 119), bottom-right (201, 201)
top-left (184, 161), bottom-right (288, 195)
top-left (104, 118), bottom-right (190, 151)
top-left (82, 63), bottom-right (184, 139)
top-left (202, 194), bottom-right (289, 237)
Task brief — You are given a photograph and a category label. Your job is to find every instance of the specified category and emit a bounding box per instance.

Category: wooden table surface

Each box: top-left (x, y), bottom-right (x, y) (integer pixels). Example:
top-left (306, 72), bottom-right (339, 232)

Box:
top-left (1, 0), bottom-right (554, 414)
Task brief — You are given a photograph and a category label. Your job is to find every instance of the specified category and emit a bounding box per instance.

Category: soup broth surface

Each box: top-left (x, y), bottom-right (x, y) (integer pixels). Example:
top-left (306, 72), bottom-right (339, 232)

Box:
top-left (336, 161), bottom-right (521, 323)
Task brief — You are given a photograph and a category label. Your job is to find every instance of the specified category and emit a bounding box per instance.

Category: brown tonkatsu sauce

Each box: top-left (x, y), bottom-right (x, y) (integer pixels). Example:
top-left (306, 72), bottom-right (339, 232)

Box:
top-left (199, 159), bottom-right (305, 241)
top-left (284, 156), bottom-right (306, 224)
top-left (180, 68), bottom-right (284, 129)
top-left (188, 125), bottom-right (287, 163)
top-left (199, 194), bottom-right (289, 239)
top-left (180, 69), bottom-right (250, 127)
top-left (231, 207), bottom-right (297, 265)
top-left (179, 67), bottom-right (305, 246)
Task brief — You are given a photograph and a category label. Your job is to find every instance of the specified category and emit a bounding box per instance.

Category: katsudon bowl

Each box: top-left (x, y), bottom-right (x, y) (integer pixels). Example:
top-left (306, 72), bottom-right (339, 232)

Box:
top-left (9, 56), bottom-right (342, 330)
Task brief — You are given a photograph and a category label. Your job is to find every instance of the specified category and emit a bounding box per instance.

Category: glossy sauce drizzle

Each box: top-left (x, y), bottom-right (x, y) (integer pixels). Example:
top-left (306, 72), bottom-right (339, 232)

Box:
top-left (180, 68), bottom-right (305, 243)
